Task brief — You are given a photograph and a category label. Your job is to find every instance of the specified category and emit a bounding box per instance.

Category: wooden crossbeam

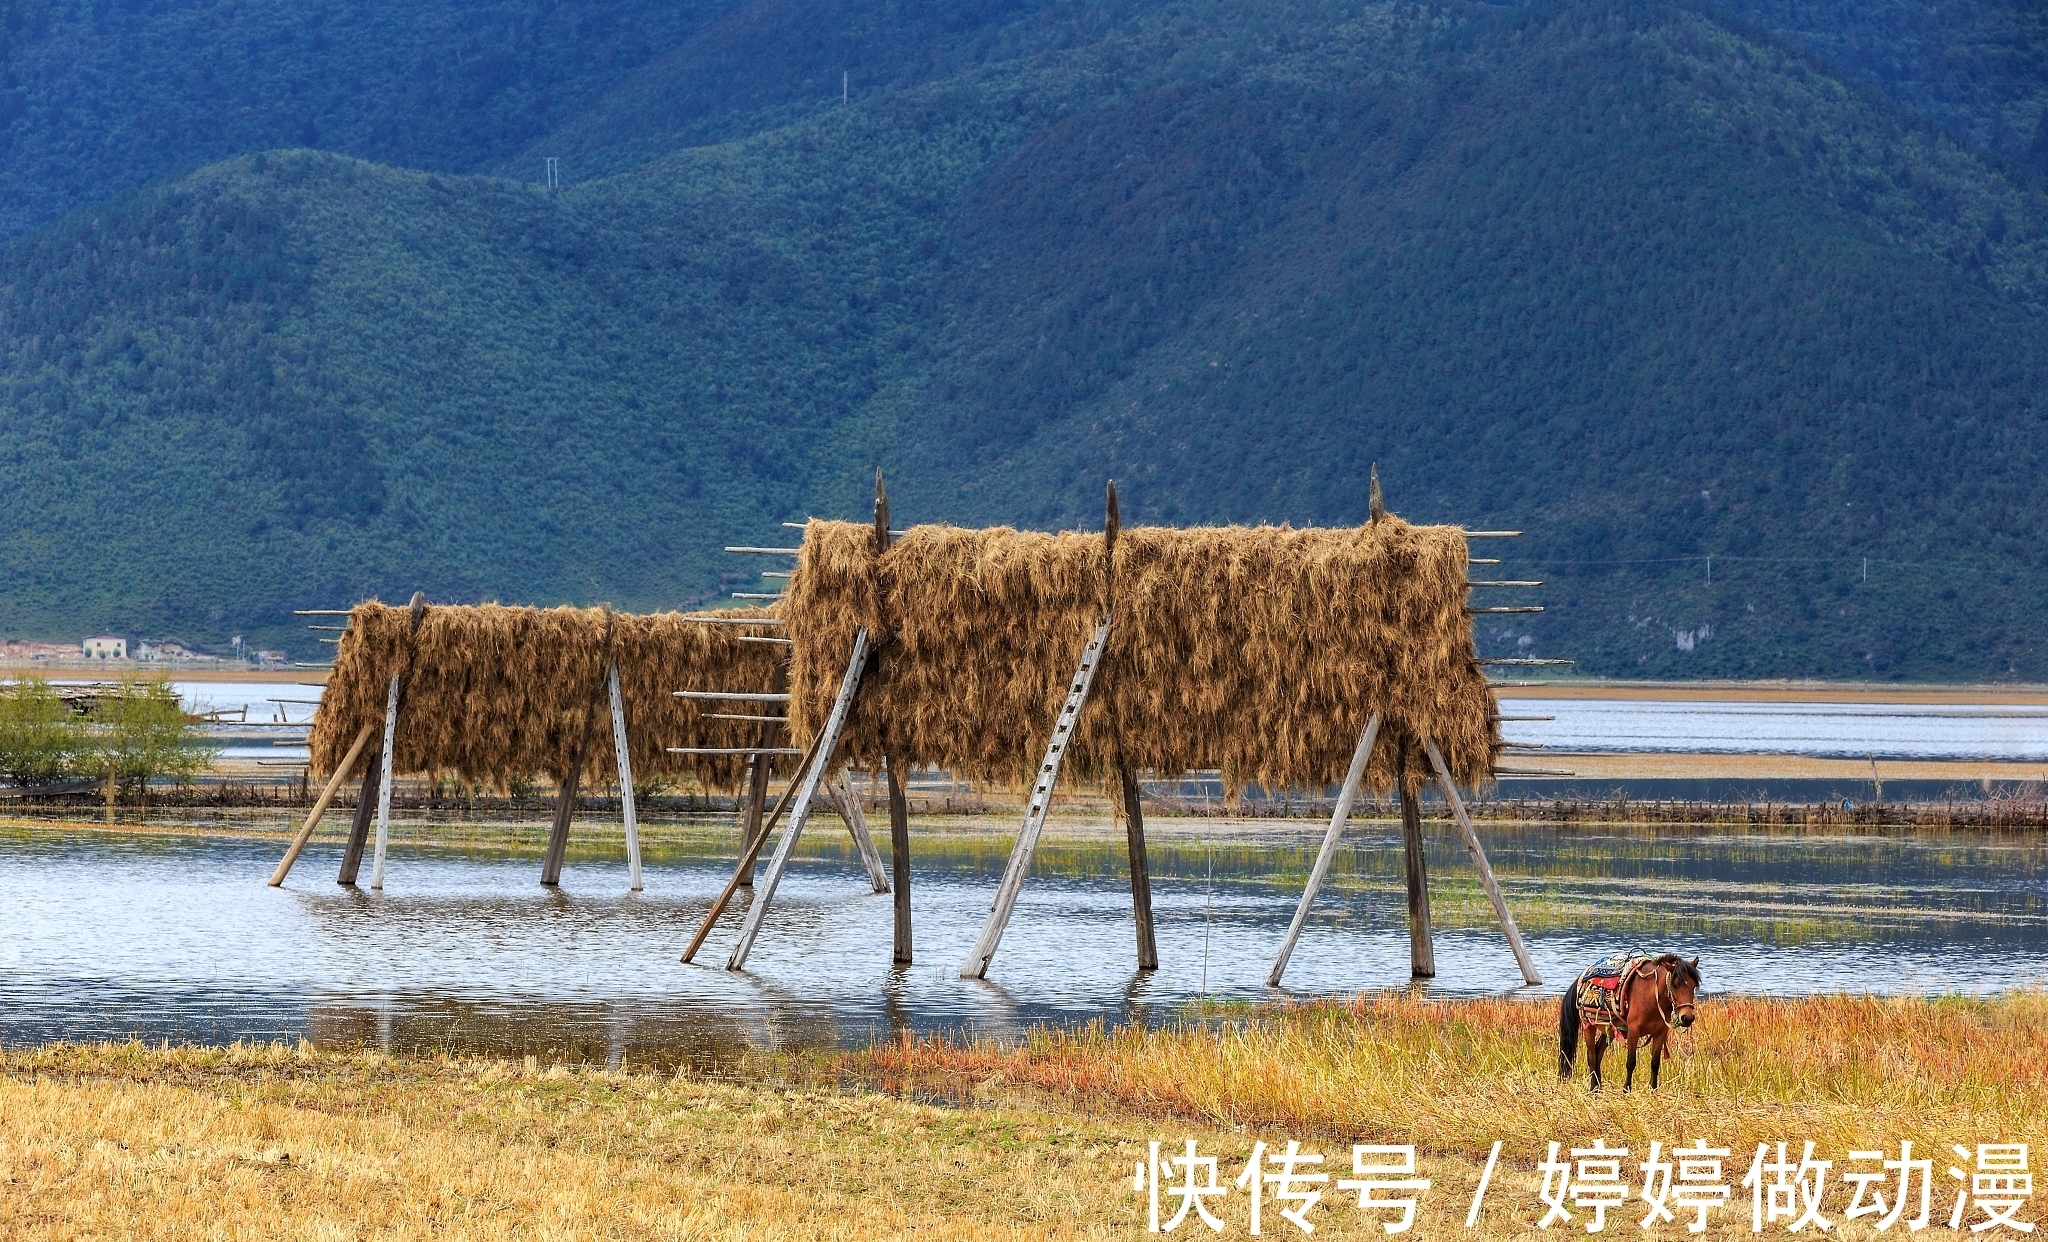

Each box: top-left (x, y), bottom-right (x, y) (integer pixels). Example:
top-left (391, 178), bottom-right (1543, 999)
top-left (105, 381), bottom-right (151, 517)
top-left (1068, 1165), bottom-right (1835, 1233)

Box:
top-left (726, 629), bottom-right (872, 971)
top-left (675, 691), bottom-right (790, 702)
top-left (961, 622), bottom-right (1111, 980)
top-left (1266, 713), bottom-right (1381, 987)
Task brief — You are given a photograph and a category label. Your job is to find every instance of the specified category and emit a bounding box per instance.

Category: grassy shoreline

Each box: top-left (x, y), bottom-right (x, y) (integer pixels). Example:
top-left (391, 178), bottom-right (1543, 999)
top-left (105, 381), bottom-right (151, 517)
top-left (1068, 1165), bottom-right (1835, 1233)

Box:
top-left (5, 993), bottom-right (2042, 1239)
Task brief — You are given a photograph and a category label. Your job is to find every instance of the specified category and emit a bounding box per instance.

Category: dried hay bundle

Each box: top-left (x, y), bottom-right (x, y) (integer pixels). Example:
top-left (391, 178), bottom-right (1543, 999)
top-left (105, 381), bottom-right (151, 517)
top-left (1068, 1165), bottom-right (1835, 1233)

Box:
top-left (784, 517), bottom-right (1496, 794)
top-left (307, 602), bottom-right (784, 789)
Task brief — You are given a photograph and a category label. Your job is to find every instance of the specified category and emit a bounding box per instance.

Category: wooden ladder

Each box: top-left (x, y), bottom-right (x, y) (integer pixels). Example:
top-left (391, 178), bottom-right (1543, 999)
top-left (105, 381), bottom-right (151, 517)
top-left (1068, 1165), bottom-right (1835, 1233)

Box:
top-left (725, 628), bottom-right (872, 971)
top-left (961, 621), bottom-right (1110, 979)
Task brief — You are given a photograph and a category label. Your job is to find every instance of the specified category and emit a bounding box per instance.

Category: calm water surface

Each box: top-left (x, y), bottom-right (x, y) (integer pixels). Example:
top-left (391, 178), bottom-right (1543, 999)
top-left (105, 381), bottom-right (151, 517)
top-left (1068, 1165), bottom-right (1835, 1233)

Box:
top-left (3, 821), bottom-right (2043, 1064)
top-left (48, 683), bottom-right (2047, 764)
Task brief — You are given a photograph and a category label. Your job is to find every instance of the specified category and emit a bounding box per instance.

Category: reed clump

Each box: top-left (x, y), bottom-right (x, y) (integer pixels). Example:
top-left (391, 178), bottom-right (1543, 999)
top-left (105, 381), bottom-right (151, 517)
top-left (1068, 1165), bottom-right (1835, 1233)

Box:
top-left (785, 517), bottom-right (1498, 796)
top-left (308, 602), bottom-right (783, 789)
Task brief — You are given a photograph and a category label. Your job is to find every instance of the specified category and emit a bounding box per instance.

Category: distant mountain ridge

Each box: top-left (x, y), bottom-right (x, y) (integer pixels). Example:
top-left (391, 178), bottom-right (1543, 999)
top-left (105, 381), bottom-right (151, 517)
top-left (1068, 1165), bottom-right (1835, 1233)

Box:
top-left (2, 0), bottom-right (2046, 679)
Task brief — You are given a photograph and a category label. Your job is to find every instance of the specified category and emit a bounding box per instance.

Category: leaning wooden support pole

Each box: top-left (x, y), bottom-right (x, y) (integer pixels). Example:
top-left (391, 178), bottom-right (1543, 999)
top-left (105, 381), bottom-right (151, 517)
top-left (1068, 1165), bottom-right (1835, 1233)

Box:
top-left (540, 764), bottom-right (582, 886)
top-left (726, 628), bottom-right (872, 971)
top-left (1424, 739), bottom-right (1540, 986)
top-left (368, 673), bottom-right (400, 891)
top-left (680, 727), bottom-right (826, 963)
top-left (835, 768), bottom-right (889, 893)
top-left (961, 622), bottom-right (1111, 980)
top-left (1266, 713), bottom-right (1381, 987)
top-left (888, 761), bottom-right (912, 963)
top-left (268, 722), bottom-right (375, 886)
top-left (1399, 781), bottom-right (1436, 979)
top-left (337, 758), bottom-right (379, 885)
top-left (1119, 765), bottom-right (1159, 971)
top-left (608, 665), bottom-right (642, 892)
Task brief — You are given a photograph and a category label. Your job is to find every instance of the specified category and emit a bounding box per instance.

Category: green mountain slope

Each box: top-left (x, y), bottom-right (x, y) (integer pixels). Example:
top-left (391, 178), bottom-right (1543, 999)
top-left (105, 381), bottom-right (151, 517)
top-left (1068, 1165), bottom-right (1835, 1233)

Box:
top-left (0, 0), bottom-right (737, 238)
top-left (3, 0), bottom-right (2047, 680)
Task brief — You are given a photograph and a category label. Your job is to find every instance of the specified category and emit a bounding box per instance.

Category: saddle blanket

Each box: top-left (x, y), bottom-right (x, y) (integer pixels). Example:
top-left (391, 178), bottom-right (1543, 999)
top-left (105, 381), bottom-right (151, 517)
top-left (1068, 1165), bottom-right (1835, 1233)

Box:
top-left (1576, 951), bottom-right (1650, 1033)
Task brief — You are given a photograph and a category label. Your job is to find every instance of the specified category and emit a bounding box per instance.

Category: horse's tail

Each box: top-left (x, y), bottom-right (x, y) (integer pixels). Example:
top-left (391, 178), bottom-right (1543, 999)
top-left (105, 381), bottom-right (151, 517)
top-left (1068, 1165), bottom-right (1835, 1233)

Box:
top-left (1558, 977), bottom-right (1581, 1078)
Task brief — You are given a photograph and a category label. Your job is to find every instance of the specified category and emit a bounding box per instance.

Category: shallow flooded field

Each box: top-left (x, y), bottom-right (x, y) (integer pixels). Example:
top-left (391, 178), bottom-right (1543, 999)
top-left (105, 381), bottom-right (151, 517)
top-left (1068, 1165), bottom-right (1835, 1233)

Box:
top-left (3, 814), bottom-right (2042, 1066)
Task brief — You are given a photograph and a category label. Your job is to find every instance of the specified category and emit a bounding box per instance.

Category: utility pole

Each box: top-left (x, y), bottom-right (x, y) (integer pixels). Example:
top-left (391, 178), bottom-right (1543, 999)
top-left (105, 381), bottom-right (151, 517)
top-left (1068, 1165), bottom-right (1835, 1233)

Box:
top-left (544, 157), bottom-right (559, 189)
top-left (842, 71), bottom-right (849, 103)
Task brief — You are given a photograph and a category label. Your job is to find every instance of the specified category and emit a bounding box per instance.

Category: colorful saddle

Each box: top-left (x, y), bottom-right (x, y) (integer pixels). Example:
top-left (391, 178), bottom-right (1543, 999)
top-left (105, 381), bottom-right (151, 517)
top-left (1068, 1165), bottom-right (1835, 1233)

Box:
top-left (1575, 951), bottom-right (1652, 1037)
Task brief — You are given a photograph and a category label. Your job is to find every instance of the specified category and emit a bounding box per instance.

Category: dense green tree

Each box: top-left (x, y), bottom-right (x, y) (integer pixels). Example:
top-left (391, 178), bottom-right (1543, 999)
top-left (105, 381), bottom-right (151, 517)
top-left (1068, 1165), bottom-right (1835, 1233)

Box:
top-left (0, 676), bottom-right (72, 785)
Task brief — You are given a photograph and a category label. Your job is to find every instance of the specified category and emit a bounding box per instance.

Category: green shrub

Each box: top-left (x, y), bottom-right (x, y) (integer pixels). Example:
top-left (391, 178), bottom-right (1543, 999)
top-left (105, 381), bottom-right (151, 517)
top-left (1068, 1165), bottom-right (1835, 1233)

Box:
top-left (0, 676), bottom-right (75, 786)
top-left (72, 676), bottom-right (218, 793)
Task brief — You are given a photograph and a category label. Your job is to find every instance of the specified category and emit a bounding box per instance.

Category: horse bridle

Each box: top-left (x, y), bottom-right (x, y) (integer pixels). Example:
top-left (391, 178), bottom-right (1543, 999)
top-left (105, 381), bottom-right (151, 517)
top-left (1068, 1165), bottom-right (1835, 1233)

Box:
top-left (1651, 962), bottom-right (1696, 1028)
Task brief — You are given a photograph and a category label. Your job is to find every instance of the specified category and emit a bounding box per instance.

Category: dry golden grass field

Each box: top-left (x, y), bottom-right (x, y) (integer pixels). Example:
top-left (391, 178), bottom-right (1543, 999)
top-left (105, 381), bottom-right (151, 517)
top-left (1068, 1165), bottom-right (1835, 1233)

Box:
top-left (3, 992), bottom-right (2043, 1239)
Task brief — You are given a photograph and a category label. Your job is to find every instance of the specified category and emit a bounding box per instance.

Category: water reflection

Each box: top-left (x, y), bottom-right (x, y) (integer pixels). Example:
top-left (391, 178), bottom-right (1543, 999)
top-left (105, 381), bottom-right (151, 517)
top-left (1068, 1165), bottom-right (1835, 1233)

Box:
top-left (2, 820), bottom-right (2044, 1063)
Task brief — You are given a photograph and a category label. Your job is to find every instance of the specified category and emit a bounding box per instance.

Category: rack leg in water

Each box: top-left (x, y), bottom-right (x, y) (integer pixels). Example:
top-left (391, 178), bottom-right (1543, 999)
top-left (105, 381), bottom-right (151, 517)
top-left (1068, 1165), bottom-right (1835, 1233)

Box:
top-left (835, 768), bottom-right (889, 893)
top-left (540, 764), bottom-right (582, 886)
top-left (368, 673), bottom-right (400, 891)
top-left (726, 629), bottom-right (872, 971)
top-left (1119, 765), bottom-right (1159, 971)
top-left (888, 760), bottom-right (912, 963)
top-left (961, 622), bottom-right (1110, 979)
top-left (1424, 739), bottom-right (1540, 986)
top-left (338, 758), bottom-right (379, 885)
top-left (736, 751), bottom-right (770, 887)
top-left (1266, 713), bottom-right (1381, 987)
top-left (269, 723), bottom-right (376, 886)
top-left (1399, 781), bottom-right (1435, 978)
top-left (608, 665), bottom-right (642, 892)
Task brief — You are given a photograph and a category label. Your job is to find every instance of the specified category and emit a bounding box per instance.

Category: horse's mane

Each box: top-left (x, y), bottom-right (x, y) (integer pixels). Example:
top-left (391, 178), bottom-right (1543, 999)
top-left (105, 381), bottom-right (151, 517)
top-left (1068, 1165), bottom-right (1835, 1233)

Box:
top-left (1653, 953), bottom-right (1700, 986)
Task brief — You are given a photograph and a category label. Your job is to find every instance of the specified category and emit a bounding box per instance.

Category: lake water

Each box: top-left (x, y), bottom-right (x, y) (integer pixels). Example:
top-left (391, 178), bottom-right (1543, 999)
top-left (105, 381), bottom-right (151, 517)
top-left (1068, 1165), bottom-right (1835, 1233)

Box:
top-left (105, 682), bottom-right (2048, 766)
top-left (4, 819), bottom-right (2043, 1064)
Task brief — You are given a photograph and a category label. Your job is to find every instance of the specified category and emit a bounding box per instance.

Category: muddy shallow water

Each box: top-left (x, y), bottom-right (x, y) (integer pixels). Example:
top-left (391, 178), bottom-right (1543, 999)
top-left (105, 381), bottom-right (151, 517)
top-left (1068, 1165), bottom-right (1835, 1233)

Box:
top-left (2, 818), bottom-right (2043, 1065)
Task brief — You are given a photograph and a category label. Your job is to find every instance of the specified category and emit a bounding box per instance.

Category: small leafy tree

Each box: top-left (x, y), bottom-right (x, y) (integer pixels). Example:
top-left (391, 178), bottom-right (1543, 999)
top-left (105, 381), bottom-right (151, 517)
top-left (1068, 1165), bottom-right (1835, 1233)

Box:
top-left (73, 676), bottom-right (216, 794)
top-left (0, 676), bottom-right (75, 786)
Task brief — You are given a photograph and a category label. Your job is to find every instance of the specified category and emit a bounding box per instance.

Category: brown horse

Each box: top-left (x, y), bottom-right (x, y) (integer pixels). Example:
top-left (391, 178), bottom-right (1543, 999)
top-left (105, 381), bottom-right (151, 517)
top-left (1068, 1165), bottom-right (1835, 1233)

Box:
top-left (1558, 953), bottom-right (1700, 1091)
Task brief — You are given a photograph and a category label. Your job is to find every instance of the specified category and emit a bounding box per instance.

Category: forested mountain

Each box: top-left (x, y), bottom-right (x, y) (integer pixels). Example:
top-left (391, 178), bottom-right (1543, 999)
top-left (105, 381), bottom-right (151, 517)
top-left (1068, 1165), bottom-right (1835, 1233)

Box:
top-left (2, 0), bottom-right (2046, 680)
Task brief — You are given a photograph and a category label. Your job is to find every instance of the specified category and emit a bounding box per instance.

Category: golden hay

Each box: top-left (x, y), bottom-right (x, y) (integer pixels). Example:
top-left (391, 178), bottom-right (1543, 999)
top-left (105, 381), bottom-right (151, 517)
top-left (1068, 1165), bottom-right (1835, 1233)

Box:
top-left (307, 603), bottom-right (784, 790)
top-left (784, 516), bottom-right (1498, 794)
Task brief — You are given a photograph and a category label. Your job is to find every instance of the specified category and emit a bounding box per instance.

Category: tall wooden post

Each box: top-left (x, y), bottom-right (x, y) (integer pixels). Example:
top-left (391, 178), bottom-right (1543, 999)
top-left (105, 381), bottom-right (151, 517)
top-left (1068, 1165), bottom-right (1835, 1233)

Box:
top-left (542, 608), bottom-right (615, 887)
top-left (1398, 778), bottom-right (1435, 978)
top-left (343, 591), bottom-right (427, 888)
top-left (608, 665), bottom-right (642, 892)
top-left (337, 759), bottom-right (379, 885)
top-left (737, 660), bottom-right (789, 887)
top-left (887, 760), bottom-right (912, 963)
top-left (875, 470), bottom-right (914, 964)
top-left (1119, 767), bottom-right (1159, 970)
top-left (737, 753), bottom-right (770, 886)
top-left (1104, 481), bottom-right (1157, 971)
top-left (368, 671), bottom-right (401, 890)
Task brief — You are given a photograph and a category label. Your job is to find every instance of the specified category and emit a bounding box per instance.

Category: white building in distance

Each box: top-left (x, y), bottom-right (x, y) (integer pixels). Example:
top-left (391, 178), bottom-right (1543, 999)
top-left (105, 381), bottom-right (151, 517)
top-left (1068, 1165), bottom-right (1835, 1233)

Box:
top-left (82, 634), bottom-right (127, 660)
